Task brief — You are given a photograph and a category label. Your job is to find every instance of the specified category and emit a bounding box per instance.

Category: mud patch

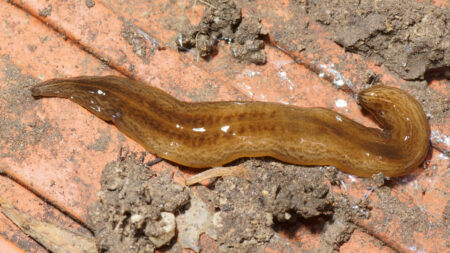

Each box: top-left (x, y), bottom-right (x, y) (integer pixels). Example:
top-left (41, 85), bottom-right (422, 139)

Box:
top-left (209, 160), bottom-right (369, 252)
top-left (296, 0), bottom-right (450, 80)
top-left (87, 156), bottom-right (371, 252)
top-left (87, 156), bottom-right (191, 252)
top-left (176, 0), bottom-right (267, 64)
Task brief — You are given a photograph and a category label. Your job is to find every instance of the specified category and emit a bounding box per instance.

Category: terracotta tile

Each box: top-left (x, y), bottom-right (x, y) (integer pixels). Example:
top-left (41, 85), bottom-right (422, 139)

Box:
top-left (0, 0), bottom-right (448, 252)
top-left (0, 235), bottom-right (27, 253)
top-left (0, 2), bottom-right (118, 224)
top-left (0, 174), bottom-right (90, 253)
top-left (340, 229), bottom-right (396, 253)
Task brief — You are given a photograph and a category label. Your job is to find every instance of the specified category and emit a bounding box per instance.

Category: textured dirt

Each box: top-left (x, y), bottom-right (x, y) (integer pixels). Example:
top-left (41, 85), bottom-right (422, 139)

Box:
top-left (209, 159), bottom-right (370, 252)
top-left (85, 0), bottom-right (95, 9)
top-left (0, 57), bottom-right (53, 163)
top-left (176, 0), bottom-right (267, 64)
top-left (38, 4), bottom-right (52, 18)
top-left (295, 0), bottom-right (450, 80)
top-left (371, 185), bottom-right (438, 244)
top-left (87, 156), bottom-right (191, 252)
top-left (87, 156), bottom-right (371, 252)
top-left (402, 81), bottom-right (449, 125)
top-left (121, 21), bottom-right (161, 64)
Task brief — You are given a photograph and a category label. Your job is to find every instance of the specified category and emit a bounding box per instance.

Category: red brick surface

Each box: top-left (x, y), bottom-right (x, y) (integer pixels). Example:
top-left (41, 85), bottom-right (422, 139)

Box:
top-left (0, 1), bottom-right (448, 252)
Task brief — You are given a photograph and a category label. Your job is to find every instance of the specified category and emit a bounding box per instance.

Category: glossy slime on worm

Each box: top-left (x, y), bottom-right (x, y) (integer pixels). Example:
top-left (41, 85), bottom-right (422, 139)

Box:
top-left (31, 76), bottom-right (430, 177)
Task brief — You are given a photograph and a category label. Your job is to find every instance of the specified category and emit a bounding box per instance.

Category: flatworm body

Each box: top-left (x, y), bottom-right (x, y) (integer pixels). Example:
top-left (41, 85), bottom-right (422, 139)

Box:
top-left (31, 76), bottom-right (430, 177)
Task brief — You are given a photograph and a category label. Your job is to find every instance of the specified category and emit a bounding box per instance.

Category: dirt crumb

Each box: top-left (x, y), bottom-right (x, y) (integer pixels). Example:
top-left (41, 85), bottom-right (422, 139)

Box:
top-left (85, 0), bottom-right (95, 8)
top-left (371, 172), bottom-right (386, 188)
top-left (87, 156), bottom-right (190, 253)
top-left (230, 16), bottom-right (267, 64)
top-left (322, 194), bottom-right (370, 251)
top-left (296, 0), bottom-right (450, 80)
top-left (38, 5), bottom-right (52, 18)
top-left (121, 22), bottom-right (161, 63)
top-left (176, 0), bottom-right (267, 64)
